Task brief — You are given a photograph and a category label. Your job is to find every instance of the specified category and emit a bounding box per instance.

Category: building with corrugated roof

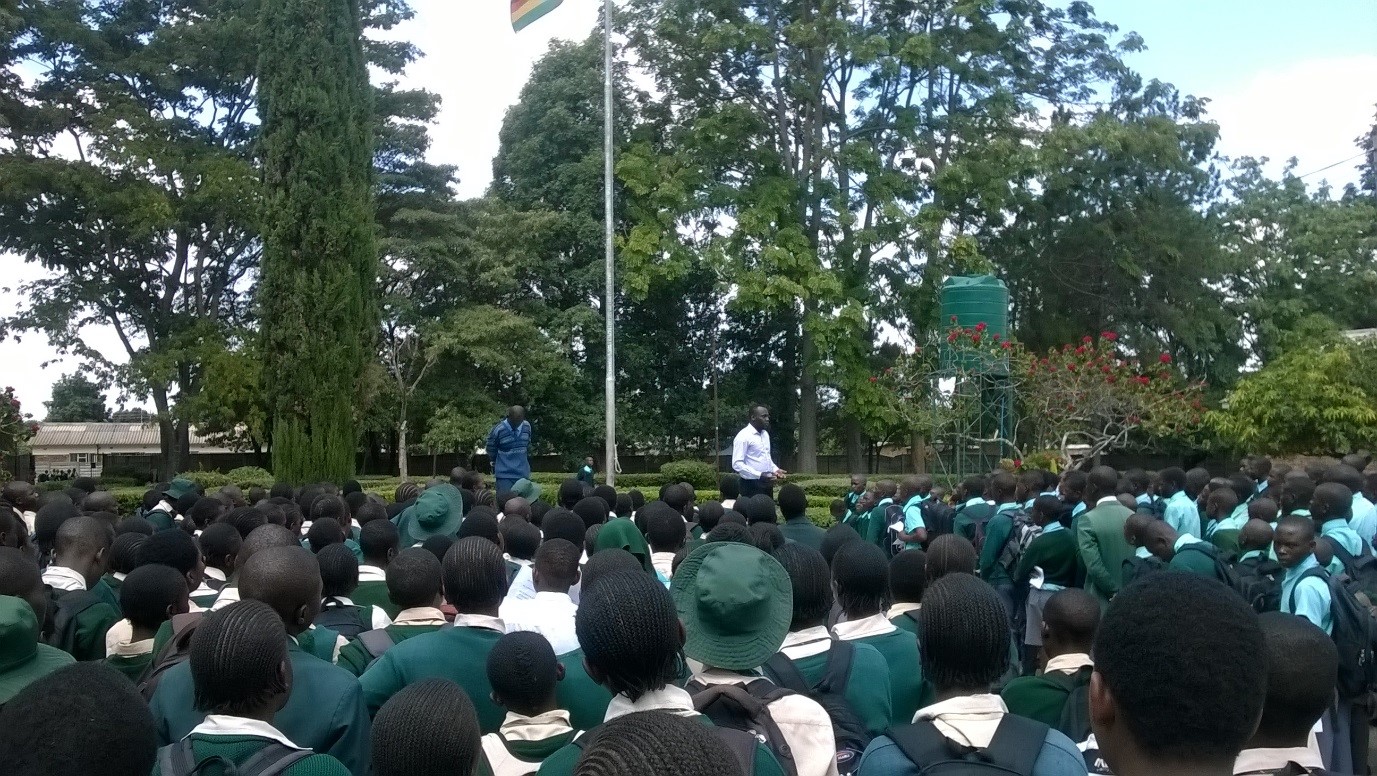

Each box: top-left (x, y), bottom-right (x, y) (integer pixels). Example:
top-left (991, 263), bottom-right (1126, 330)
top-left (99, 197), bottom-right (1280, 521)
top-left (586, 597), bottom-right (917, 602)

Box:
top-left (29, 423), bottom-right (235, 478)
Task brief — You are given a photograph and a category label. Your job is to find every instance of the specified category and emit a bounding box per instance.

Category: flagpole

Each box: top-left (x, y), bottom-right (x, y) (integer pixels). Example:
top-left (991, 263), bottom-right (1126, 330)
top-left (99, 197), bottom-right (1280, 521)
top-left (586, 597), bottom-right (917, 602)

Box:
top-left (602, 0), bottom-right (617, 487)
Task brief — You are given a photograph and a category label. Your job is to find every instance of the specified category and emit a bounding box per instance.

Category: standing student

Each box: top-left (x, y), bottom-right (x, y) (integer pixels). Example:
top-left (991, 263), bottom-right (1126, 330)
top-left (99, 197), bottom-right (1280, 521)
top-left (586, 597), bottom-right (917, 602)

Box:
top-left (1234, 613), bottom-right (1336, 776)
top-left (1157, 467), bottom-right (1201, 538)
top-left (1138, 519), bottom-right (1232, 585)
top-left (480, 632), bottom-right (581, 776)
top-left (731, 405), bottom-right (787, 499)
top-left (150, 600), bottom-right (352, 776)
top-left (370, 679), bottom-right (483, 776)
top-left (1001, 589), bottom-right (1098, 741)
top-left (1282, 478), bottom-right (1315, 518)
top-left (500, 539), bottom-right (581, 655)
top-left (845, 475), bottom-right (868, 517)
top-left (887, 549), bottom-right (926, 635)
top-left (952, 475), bottom-right (995, 546)
top-left (860, 480), bottom-right (898, 549)
top-left (577, 457), bottom-right (596, 488)
top-left (779, 483), bottom-right (826, 551)
top-left (1014, 496), bottom-right (1080, 673)
top-left (41, 515), bottom-right (122, 661)
top-left (831, 540), bottom-right (924, 726)
top-left (190, 523), bottom-right (239, 609)
top-left (1327, 464), bottom-right (1376, 544)
top-left (892, 476), bottom-right (931, 551)
top-left (1313, 482), bottom-right (1366, 572)
top-left (354, 519), bottom-right (401, 621)
top-left (108, 564), bottom-right (188, 681)
top-left (1075, 467), bottom-right (1133, 608)
top-left (1060, 470), bottom-right (1089, 522)
top-left (977, 472), bottom-right (1023, 622)
top-left (857, 574), bottom-right (1087, 776)
top-left (487, 406), bottom-right (533, 494)
top-left (1089, 573), bottom-right (1266, 776)
top-left (336, 548), bottom-right (450, 677)
top-left (1276, 514), bottom-right (1334, 632)
top-left (1206, 478), bottom-right (1250, 556)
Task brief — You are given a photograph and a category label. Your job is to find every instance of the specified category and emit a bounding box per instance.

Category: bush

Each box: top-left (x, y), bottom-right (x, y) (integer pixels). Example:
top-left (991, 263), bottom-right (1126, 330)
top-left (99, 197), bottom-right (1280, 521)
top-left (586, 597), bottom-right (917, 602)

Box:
top-left (226, 466), bottom-right (275, 489)
top-left (175, 470), bottom-right (232, 490)
top-left (659, 460), bottom-right (717, 490)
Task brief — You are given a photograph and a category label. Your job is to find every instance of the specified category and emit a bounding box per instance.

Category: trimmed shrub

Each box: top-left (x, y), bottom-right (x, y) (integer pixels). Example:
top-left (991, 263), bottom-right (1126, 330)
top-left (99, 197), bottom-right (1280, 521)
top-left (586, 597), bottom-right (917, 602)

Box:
top-left (659, 460), bottom-right (717, 490)
top-left (175, 470), bottom-right (232, 490)
top-left (226, 466), bottom-right (274, 489)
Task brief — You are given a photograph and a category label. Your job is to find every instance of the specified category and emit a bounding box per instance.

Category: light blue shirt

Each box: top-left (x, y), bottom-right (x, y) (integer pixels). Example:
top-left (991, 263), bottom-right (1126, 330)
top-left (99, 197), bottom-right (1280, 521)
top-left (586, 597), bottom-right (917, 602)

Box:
top-left (963, 496), bottom-right (988, 510)
top-left (1162, 490), bottom-right (1200, 538)
top-left (1136, 493), bottom-right (1154, 508)
top-left (1350, 494), bottom-right (1377, 544)
top-left (1281, 554), bottom-right (1332, 635)
top-left (902, 494), bottom-right (927, 549)
top-left (1071, 501), bottom-right (1086, 517)
top-left (1208, 503), bottom-right (1249, 537)
top-left (1290, 508), bottom-right (1311, 518)
top-left (1321, 519), bottom-right (1365, 576)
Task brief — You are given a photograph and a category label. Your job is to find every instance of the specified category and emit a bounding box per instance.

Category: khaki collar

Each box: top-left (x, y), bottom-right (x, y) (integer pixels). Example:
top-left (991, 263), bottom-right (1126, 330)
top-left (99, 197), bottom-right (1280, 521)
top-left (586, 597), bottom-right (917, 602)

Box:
top-left (832, 613), bottom-right (898, 641)
top-left (392, 607), bottom-right (449, 626)
top-left (1044, 652), bottom-right (1093, 675)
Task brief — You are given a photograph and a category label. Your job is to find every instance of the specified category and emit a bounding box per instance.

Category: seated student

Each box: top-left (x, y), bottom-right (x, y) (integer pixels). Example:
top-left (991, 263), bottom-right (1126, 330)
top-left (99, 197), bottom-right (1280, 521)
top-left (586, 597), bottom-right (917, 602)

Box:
top-left (1090, 572), bottom-right (1265, 776)
top-left (571, 711), bottom-right (742, 776)
top-left (751, 522), bottom-right (787, 553)
top-left (360, 537), bottom-right (510, 730)
top-left (500, 539), bottom-right (581, 656)
top-left (184, 496), bottom-right (225, 536)
top-left (480, 632), bottom-right (581, 776)
top-left (0, 593), bottom-right (73, 704)
top-left (1205, 486), bottom-right (1243, 555)
top-left (314, 543), bottom-right (374, 640)
top-left (1234, 612), bottom-right (1336, 776)
top-left (105, 532), bottom-right (145, 596)
top-left (692, 501), bottom-right (724, 543)
top-left (336, 548), bottom-right (449, 676)
top-left (675, 542), bottom-right (839, 776)
top-left (1001, 588), bottom-right (1098, 743)
top-left (149, 546), bottom-right (371, 775)
top-left (372, 679), bottom-right (483, 776)
top-left (1312, 482), bottom-right (1366, 578)
top-left (0, 661), bottom-right (158, 776)
top-left (777, 483), bottom-right (825, 551)
top-left (510, 511), bottom-right (587, 603)
top-left (208, 523), bottom-right (299, 613)
top-left (1137, 518), bottom-right (1233, 585)
top-left (886, 549), bottom-right (926, 635)
top-left (858, 574), bottom-right (1087, 776)
top-left (138, 528), bottom-right (207, 609)
top-left (502, 518), bottom-right (542, 583)
top-left (830, 498), bottom-right (848, 527)
top-left (354, 518), bottom-right (401, 620)
top-left (646, 505), bottom-right (687, 581)
top-left (108, 564), bottom-right (188, 681)
top-left (41, 515), bottom-right (122, 661)
top-left (771, 543), bottom-right (893, 738)
top-left (150, 600), bottom-right (351, 775)
top-left (536, 568), bottom-right (785, 776)
top-left (831, 540), bottom-right (924, 725)
top-left (1014, 495), bottom-right (1081, 671)
top-left (190, 522), bottom-right (239, 609)
top-left (307, 518), bottom-right (347, 554)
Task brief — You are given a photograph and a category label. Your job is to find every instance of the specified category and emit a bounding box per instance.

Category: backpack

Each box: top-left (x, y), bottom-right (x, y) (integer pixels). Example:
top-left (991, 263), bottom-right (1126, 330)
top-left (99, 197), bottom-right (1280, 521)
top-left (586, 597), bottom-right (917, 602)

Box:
top-left (1040, 666), bottom-right (1093, 744)
top-left (920, 500), bottom-right (956, 545)
top-left (885, 713), bottom-right (1049, 775)
top-left (314, 597), bottom-right (367, 640)
top-left (1120, 555), bottom-right (1163, 587)
top-left (137, 612), bottom-right (203, 702)
top-left (1232, 555), bottom-right (1284, 614)
top-left (883, 503), bottom-right (908, 557)
top-left (995, 509), bottom-right (1040, 575)
top-left (955, 502), bottom-right (996, 555)
top-left (45, 588), bottom-right (102, 656)
top-left (763, 643), bottom-right (871, 773)
top-left (686, 678), bottom-right (800, 776)
top-left (156, 738), bottom-right (311, 776)
top-left (571, 720), bottom-right (762, 776)
top-left (1235, 765), bottom-right (1336, 776)
top-left (1324, 540), bottom-right (1377, 607)
top-left (1174, 543), bottom-right (1244, 592)
top-left (1290, 565), bottom-right (1377, 704)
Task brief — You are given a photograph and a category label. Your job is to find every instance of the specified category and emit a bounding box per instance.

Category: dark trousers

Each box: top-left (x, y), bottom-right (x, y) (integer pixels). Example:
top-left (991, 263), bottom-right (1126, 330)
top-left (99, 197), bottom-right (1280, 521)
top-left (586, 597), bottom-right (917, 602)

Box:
top-left (739, 478), bottom-right (774, 499)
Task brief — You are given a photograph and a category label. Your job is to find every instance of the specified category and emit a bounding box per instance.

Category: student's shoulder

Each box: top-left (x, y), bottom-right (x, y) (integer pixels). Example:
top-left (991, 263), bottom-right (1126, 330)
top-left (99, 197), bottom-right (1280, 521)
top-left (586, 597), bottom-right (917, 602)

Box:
top-left (857, 734), bottom-right (919, 776)
top-left (535, 739), bottom-right (582, 776)
top-left (287, 752), bottom-right (354, 776)
top-left (1034, 725), bottom-right (1090, 775)
top-left (291, 646), bottom-right (364, 688)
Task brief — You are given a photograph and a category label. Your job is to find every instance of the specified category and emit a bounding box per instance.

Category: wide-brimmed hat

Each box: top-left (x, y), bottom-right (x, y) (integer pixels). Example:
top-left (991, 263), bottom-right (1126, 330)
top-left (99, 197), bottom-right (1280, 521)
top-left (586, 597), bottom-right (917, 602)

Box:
top-left (163, 478), bottom-right (198, 501)
top-left (510, 478), bottom-right (543, 503)
top-left (670, 542), bottom-right (793, 671)
top-left (0, 595), bottom-right (73, 703)
top-left (394, 484), bottom-right (465, 547)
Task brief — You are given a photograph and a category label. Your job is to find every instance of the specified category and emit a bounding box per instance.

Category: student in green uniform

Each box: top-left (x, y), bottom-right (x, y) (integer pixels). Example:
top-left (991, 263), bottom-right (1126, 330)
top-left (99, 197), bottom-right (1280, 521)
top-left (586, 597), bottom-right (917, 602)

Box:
top-left (1137, 517), bottom-right (1231, 584)
top-left (886, 548), bottom-right (925, 634)
top-left (0, 593), bottom-right (73, 704)
top-left (537, 566), bottom-right (785, 776)
top-left (336, 548), bottom-right (449, 676)
top-left (1075, 466), bottom-right (1133, 608)
top-left (845, 474), bottom-right (867, 517)
top-left (951, 475), bottom-right (995, 544)
top-left (977, 472), bottom-right (1022, 623)
top-left (502, 518), bottom-right (542, 585)
top-left (843, 487), bottom-right (875, 544)
top-left (1001, 588), bottom-right (1098, 736)
top-left (831, 540), bottom-right (924, 725)
top-left (360, 536), bottom-right (509, 730)
top-left (0, 547), bottom-right (54, 632)
top-left (1234, 518), bottom-right (1273, 564)
top-left (138, 528), bottom-right (206, 611)
top-left (829, 498), bottom-right (848, 527)
top-left (105, 532), bottom-right (145, 597)
top-left (371, 679), bottom-right (483, 776)
top-left (778, 483), bottom-right (825, 551)
top-left (315, 544), bottom-right (374, 639)
top-left (150, 600), bottom-right (351, 775)
top-left (646, 505), bottom-right (687, 582)
top-left (1281, 477), bottom-right (1314, 518)
top-left (40, 515), bottom-right (122, 661)
top-left (206, 523), bottom-right (299, 615)
top-left (1014, 495), bottom-right (1080, 674)
top-left (771, 542), bottom-right (893, 736)
top-left (354, 519), bottom-right (401, 620)
top-left (108, 564), bottom-right (187, 681)
top-left (1205, 480), bottom-right (1247, 555)
top-left (860, 480), bottom-right (898, 548)
top-left (190, 523), bottom-right (239, 609)
top-left (148, 546), bottom-right (371, 774)
top-left (480, 632), bottom-right (581, 776)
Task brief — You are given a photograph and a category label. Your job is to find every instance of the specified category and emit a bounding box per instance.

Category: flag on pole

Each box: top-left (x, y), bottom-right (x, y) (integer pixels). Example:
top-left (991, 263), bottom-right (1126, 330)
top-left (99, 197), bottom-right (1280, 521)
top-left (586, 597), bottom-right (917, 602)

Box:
top-left (511, 0), bottom-right (563, 31)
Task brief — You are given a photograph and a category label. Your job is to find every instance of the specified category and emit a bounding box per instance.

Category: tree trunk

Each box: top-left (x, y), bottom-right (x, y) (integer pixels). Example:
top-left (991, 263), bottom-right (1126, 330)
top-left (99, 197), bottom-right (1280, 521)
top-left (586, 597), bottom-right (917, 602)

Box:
top-left (912, 430), bottom-right (929, 475)
top-left (151, 387), bottom-right (176, 480)
top-left (397, 418), bottom-right (409, 481)
top-left (845, 417), bottom-right (865, 474)
top-left (797, 325), bottom-right (818, 473)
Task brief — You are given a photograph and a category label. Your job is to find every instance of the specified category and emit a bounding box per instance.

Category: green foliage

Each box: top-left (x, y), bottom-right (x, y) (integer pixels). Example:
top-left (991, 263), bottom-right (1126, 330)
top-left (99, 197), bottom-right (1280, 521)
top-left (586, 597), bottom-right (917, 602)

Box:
top-left (44, 375), bottom-right (109, 423)
top-left (0, 386), bottom-right (34, 455)
top-left (226, 466), bottom-right (275, 489)
top-left (658, 460), bottom-right (718, 490)
top-left (176, 470), bottom-right (234, 490)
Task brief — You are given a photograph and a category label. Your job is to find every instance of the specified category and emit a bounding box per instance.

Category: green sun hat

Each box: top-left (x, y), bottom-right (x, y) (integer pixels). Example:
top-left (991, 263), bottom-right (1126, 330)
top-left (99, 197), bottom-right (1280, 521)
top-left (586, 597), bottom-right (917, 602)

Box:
top-left (510, 478), bottom-right (543, 503)
top-left (0, 595), bottom-right (74, 704)
top-left (394, 483), bottom-right (465, 547)
top-left (163, 478), bottom-right (198, 501)
top-left (670, 541), bottom-right (793, 671)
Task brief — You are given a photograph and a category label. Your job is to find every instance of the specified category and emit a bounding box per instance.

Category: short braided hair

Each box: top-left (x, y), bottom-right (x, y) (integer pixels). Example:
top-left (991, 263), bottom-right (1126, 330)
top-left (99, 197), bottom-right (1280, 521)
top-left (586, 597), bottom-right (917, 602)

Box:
top-left (574, 710), bottom-right (739, 776)
top-left (371, 679), bottom-right (481, 776)
top-left (832, 540), bottom-right (889, 618)
top-left (190, 599), bottom-right (289, 715)
top-left (819, 523), bottom-right (861, 566)
top-left (543, 509), bottom-right (587, 546)
top-left (120, 563), bottom-right (187, 630)
top-left (580, 548), bottom-right (644, 592)
top-left (386, 548), bottom-right (443, 609)
top-left (919, 573), bottom-right (1010, 692)
top-left (576, 570), bottom-right (682, 700)
top-left (359, 519), bottom-right (400, 563)
top-left (534, 538), bottom-right (581, 591)
top-left (500, 518), bottom-right (541, 561)
top-left (224, 506), bottom-right (269, 539)
top-left (487, 631), bottom-right (558, 715)
top-left (457, 510), bottom-right (500, 544)
top-left (109, 533), bottom-right (147, 575)
top-left (573, 497), bottom-right (610, 529)
top-left (774, 543), bottom-right (832, 630)
top-left (199, 522), bottom-right (242, 570)
top-left (136, 527), bottom-right (200, 576)
top-left (443, 536), bottom-right (508, 612)
top-left (318, 543), bottom-right (360, 598)
top-left (306, 518), bottom-right (346, 553)
top-left (925, 534), bottom-right (978, 582)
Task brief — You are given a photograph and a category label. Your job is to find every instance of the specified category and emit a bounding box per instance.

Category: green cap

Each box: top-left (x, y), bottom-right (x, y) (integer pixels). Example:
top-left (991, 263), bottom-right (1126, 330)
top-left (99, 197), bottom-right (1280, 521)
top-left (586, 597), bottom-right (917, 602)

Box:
top-left (394, 484), bottom-right (465, 547)
top-left (670, 542), bottom-right (792, 671)
top-left (0, 595), bottom-right (73, 703)
top-left (510, 478), bottom-right (543, 503)
top-left (163, 478), bottom-right (198, 501)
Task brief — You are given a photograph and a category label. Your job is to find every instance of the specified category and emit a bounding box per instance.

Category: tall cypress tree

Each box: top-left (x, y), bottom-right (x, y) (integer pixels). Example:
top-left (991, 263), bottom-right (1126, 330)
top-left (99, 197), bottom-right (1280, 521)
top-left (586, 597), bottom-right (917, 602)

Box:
top-left (257, 0), bottom-right (376, 483)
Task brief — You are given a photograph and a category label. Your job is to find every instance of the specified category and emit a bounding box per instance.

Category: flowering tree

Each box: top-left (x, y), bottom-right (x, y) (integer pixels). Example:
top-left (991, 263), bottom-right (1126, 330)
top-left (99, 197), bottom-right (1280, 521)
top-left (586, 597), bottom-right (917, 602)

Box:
top-left (0, 387), bottom-right (37, 480)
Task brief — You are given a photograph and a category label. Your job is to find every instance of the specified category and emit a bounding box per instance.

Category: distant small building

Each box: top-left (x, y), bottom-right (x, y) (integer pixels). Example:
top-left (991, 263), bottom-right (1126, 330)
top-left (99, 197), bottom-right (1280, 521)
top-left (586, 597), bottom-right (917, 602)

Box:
top-left (28, 423), bottom-right (235, 479)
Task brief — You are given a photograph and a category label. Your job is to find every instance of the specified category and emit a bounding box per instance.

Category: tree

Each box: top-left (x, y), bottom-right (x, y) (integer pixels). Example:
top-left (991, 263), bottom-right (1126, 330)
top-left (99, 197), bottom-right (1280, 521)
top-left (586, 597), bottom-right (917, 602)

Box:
top-left (0, 386), bottom-right (35, 480)
top-left (44, 375), bottom-right (108, 423)
top-left (257, 0), bottom-right (377, 482)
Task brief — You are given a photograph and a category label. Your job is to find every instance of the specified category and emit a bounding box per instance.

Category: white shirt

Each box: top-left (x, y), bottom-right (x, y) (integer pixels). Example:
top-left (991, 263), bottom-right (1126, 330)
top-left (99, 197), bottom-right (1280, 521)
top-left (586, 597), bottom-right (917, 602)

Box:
top-left (1234, 746), bottom-right (1324, 775)
top-left (506, 565), bottom-right (581, 605)
top-left (913, 693), bottom-right (1010, 746)
top-left (358, 564), bottom-right (387, 584)
top-left (41, 565), bottom-right (87, 592)
top-left (604, 684), bottom-right (699, 721)
top-left (189, 566), bottom-right (227, 602)
top-left (651, 552), bottom-right (676, 582)
top-left (480, 711), bottom-right (578, 776)
top-left (210, 584), bottom-right (240, 611)
top-left (499, 591), bottom-right (579, 655)
top-left (732, 424), bottom-right (777, 481)
top-left (186, 715), bottom-right (304, 750)
top-left (832, 613), bottom-right (898, 641)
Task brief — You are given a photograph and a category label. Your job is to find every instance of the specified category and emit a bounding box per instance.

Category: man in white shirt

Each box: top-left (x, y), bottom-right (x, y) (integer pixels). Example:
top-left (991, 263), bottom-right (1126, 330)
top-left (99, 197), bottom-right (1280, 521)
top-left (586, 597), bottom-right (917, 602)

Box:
top-left (498, 538), bottom-right (580, 655)
top-left (732, 405), bottom-right (787, 499)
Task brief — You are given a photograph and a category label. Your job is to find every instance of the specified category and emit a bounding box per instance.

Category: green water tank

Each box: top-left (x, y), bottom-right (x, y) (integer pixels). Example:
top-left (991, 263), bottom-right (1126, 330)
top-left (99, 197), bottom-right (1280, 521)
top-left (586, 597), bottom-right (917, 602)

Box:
top-left (939, 275), bottom-right (1010, 374)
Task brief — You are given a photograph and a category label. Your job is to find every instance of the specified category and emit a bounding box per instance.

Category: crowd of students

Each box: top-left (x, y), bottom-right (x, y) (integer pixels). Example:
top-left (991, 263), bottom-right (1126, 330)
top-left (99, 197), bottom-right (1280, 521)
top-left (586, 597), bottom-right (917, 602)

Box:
top-left (0, 455), bottom-right (1370, 776)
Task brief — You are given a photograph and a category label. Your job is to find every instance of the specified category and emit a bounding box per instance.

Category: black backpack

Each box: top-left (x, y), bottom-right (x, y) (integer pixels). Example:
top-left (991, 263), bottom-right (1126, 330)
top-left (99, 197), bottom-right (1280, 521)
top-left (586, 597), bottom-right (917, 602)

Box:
top-left (995, 509), bottom-right (1039, 575)
top-left (137, 612), bottom-right (204, 702)
top-left (1040, 666), bottom-right (1092, 744)
top-left (1174, 543), bottom-right (1243, 591)
top-left (883, 503), bottom-right (908, 556)
top-left (45, 587), bottom-right (102, 657)
top-left (920, 500), bottom-right (956, 545)
top-left (1291, 565), bottom-right (1377, 705)
top-left (686, 678), bottom-right (799, 776)
top-left (1120, 555), bottom-right (1163, 587)
top-left (314, 597), bottom-right (368, 640)
top-left (1232, 555), bottom-right (1284, 613)
top-left (156, 739), bottom-right (311, 776)
top-left (1324, 540), bottom-right (1377, 607)
top-left (955, 502), bottom-right (996, 555)
top-left (885, 713), bottom-right (1049, 775)
top-left (764, 643), bottom-right (871, 773)
top-left (1236, 764), bottom-right (1337, 776)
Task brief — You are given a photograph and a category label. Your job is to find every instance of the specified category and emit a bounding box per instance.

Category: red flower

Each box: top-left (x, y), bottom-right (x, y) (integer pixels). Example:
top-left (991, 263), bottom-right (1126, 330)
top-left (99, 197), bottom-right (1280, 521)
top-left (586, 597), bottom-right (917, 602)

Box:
top-left (1067, 363), bottom-right (1076, 372)
top-left (1075, 345), bottom-right (1086, 355)
top-left (1101, 331), bottom-right (1118, 341)
top-left (1135, 375), bottom-right (1150, 386)
top-left (991, 333), bottom-right (1001, 342)
top-left (971, 334), bottom-right (982, 345)
top-left (1105, 375), bottom-right (1116, 384)
top-left (1012, 459), bottom-right (1023, 469)
top-left (1001, 341), bottom-right (1012, 350)
top-left (869, 376), bottom-right (877, 383)
top-left (1100, 365), bottom-right (1111, 373)
top-left (950, 315), bottom-right (958, 323)
top-left (1159, 353), bottom-right (1172, 364)
top-left (947, 332), bottom-right (958, 343)
top-left (1082, 335), bottom-right (1093, 344)
top-left (975, 322), bottom-right (987, 333)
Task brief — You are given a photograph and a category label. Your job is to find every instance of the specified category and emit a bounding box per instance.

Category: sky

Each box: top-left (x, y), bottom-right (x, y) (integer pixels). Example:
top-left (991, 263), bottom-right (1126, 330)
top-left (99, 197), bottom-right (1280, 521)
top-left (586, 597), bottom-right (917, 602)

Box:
top-left (3, 0), bottom-right (1375, 417)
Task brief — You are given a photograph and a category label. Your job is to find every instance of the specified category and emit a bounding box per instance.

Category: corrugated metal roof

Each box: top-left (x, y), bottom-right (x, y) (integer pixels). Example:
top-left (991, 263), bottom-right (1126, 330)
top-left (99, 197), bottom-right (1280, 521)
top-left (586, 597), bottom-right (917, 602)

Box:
top-left (30, 422), bottom-right (224, 450)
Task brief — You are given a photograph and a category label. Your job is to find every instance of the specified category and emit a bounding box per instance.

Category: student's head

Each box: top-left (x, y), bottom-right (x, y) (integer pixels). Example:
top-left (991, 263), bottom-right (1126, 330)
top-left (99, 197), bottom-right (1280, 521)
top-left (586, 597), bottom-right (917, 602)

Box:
top-left (889, 548), bottom-right (927, 605)
top-left (1, 480), bottom-right (37, 511)
top-left (1239, 519), bottom-right (1275, 553)
top-left (829, 499), bottom-right (846, 520)
top-left (1181, 467), bottom-right (1209, 499)
top-left (269, 482), bottom-right (294, 500)
top-left (138, 526), bottom-right (205, 593)
top-left (355, 500), bottom-right (388, 527)
top-left (371, 678), bottom-right (482, 776)
top-left (592, 485), bottom-right (618, 515)
top-left (874, 479), bottom-right (898, 502)
top-left (503, 497), bottom-right (532, 522)
top-left (359, 518), bottom-right (400, 568)
top-left (115, 516), bottom-right (155, 537)
top-left (613, 493), bottom-right (633, 519)
top-left (33, 500), bottom-right (80, 556)
top-left (1242, 455), bottom-right (1273, 482)
top-left (576, 569), bottom-right (683, 699)
top-left (705, 522), bottom-right (751, 545)
top-left (1123, 513), bottom-right (1156, 555)
top-left (580, 547), bottom-right (644, 593)
top-left (920, 574), bottom-right (1010, 694)
top-left (1247, 498), bottom-right (1278, 524)
top-left (1206, 485), bottom-right (1238, 520)
top-left (1311, 482), bottom-right (1353, 523)
top-left (1281, 477), bottom-right (1315, 514)
top-left (748, 522), bottom-right (783, 553)
top-left (1059, 470), bottom-right (1088, 502)
top-left (777, 483), bottom-right (807, 520)
top-left (80, 490), bottom-right (118, 517)
top-left (318, 543), bottom-right (360, 599)
top-left (1085, 466), bottom-right (1120, 503)
top-left (745, 494), bottom-right (778, 525)
top-left (1252, 611), bottom-right (1339, 749)
top-left (719, 474), bottom-right (741, 501)
top-left (0, 547), bottom-right (48, 623)
top-left (186, 497), bottom-right (225, 530)
top-left (1114, 493), bottom-right (1138, 511)
top-left (443, 537), bottom-right (508, 615)
top-left (646, 506), bottom-right (687, 554)
top-left (120, 563), bottom-right (190, 632)
top-left (487, 631), bottom-right (562, 717)
top-left (381, 548), bottom-right (441, 610)
top-left (573, 497), bottom-right (610, 530)
top-left (197, 522), bottom-right (240, 575)
top-left (1123, 468), bottom-right (1150, 497)
top-left (819, 523), bottom-right (861, 566)
top-left (53, 515), bottom-right (112, 585)
top-left (238, 545), bottom-right (323, 636)
top-left (1040, 588), bottom-right (1099, 659)
top-left (190, 599), bottom-right (291, 717)
top-left (501, 518), bottom-right (541, 562)
top-left (773, 543), bottom-right (832, 632)
top-left (542, 509), bottom-right (587, 548)
top-left (696, 501), bottom-right (724, 533)
top-left (832, 540), bottom-right (888, 619)
top-left (925, 534), bottom-right (978, 582)
top-left (584, 524), bottom-right (602, 557)
top-left (1091, 572), bottom-right (1266, 774)
top-left (1273, 515), bottom-right (1317, 570)
top-left (1030, 494), bottom-right (1068, 528)
top-left (224, 506), bottom-right (269, 539)
top-left (0, 662), bottom-right (158, 776)
top-left (456, 510), bottom-right (501, 546)
top-left (108, 532), bottom-right (146, 575)
top-left (989, 472), bottom-right (1017, 503)
top-left (1155, 467), bottom-right (1186, 498)
top-left (533, 538), bottom-right (581, 594)
top-left (573, 710), bottom-right (737, 776)
top-left (304, 517), bottom-right (344, 554)
top-left (1014, 471), bottom-right (1042, 503)
top-left (1228, 473), bottom-right (1256, 504)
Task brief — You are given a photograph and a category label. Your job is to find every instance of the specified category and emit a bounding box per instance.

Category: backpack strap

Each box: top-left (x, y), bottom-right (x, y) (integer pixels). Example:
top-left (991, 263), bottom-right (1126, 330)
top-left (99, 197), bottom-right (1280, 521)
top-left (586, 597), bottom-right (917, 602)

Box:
top-left (708, 727), bottom-right (761, 776)
top-left (904, 610), bottom-right (921, 628)
top-left (157, 740), bottom-right (199, 776)
top-left (887, 715), bottom-right (1048, 776)
top-left (981, 714), bottom-right (1050, 775)
top-left (885, 721), bottom-right (958, 770)
top-left (763, 652), bottom-right (810, 693)
top-left (235, 743), bottom-right (314, 776)
top-left (818, 639), bottom-right (855, 694)
top-left (358, 628), bottom-right (397, 660)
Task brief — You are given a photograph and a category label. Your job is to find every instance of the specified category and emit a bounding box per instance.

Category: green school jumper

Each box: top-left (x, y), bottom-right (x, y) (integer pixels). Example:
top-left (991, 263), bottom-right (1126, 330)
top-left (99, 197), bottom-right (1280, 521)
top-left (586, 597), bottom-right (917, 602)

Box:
top-left (888, 606), bottom-right (921, 636)
top-left (359, 620), bottom-right (506, 731)
top-left (152, 734), bottom-right (351, 776)
top-left (1210, 529), bottom-right (1242, 557)
top-left (1012, 527), bottom-right (1082, 590)
top-left (553, 648), bottom-right (614, 732)
top-left (106, 649), bottom-right (153, 681)
top-left (351, 580), bottom-right (401, 620)
top-left (335, 622), bottom-right (446, 677)
top-left (536, 712), bottom-right (785, 776)
top-left (835, 617), bottom-right (924, 726)
top-left (1000, 663), bottom-right (1093, 729)
top-left (52, 591), bottom-right (121, 662)
top-left (780, 632), bottom-right (893, 736)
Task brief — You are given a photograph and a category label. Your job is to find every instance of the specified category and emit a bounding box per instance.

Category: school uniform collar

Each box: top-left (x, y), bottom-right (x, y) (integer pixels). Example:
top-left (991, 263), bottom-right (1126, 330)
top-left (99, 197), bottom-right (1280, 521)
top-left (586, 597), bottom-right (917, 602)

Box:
top-left (392, 607), bottom-right (449, 625)
top-left (1169, 490), bottom-right (1192, 505)
top-left (452, 613), bottom-right (505, 633)
top-left (963, 496), bottom-right (987, 509)
top-left (886, 602), bottom-right (920, 618)
top-left (994, 502), bottom-right (1020, 514)
top-left (323, 596), bottom-right (355, 607)
top-left (1042, 522), bottom-right (1066, 535)
top-left (605, 684), bottom-right (697, 721)
top-left (876, 497), bottom-right (894, 508)
top-left (912, 693), bottom-right (1008, 747)
top-left (1174, 533), bottom-right (1199, 551)
top-left (1289, 508), bottom-right (1311, 518)
top-left (41, 565), bottom-right (87, 592)
top-left (203, 567), bottom-right (227, 583)
top-left (187, 715), bottom-right (304, 750)
top-left (1238, 549), bottom-right (1264, 562)
top-left (1233, 746), bottom-right (1324, 775)
top-left (904, 494), bottom-right (927, 510)
top-left (498, 710), bottom-right (576, 741)
top-left (110, 637), bottom-right (155, 658)
top-left (780, 626), bottom-right (834, 659)
top-left (1044, 653), bottom-right (1092, 675)
top-left (832, 613), bottom-right (898, 641)
top-left (504, 556), bottom-right (533, 568)
top-left (1283, 553), bottom-right (1321, 582)
top-left (1095, 496), bottom-right (1119, 507)
top-left (358, 565), bottom-right (387, 583)
top-left (110, 571), bottom-right (127, 582)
